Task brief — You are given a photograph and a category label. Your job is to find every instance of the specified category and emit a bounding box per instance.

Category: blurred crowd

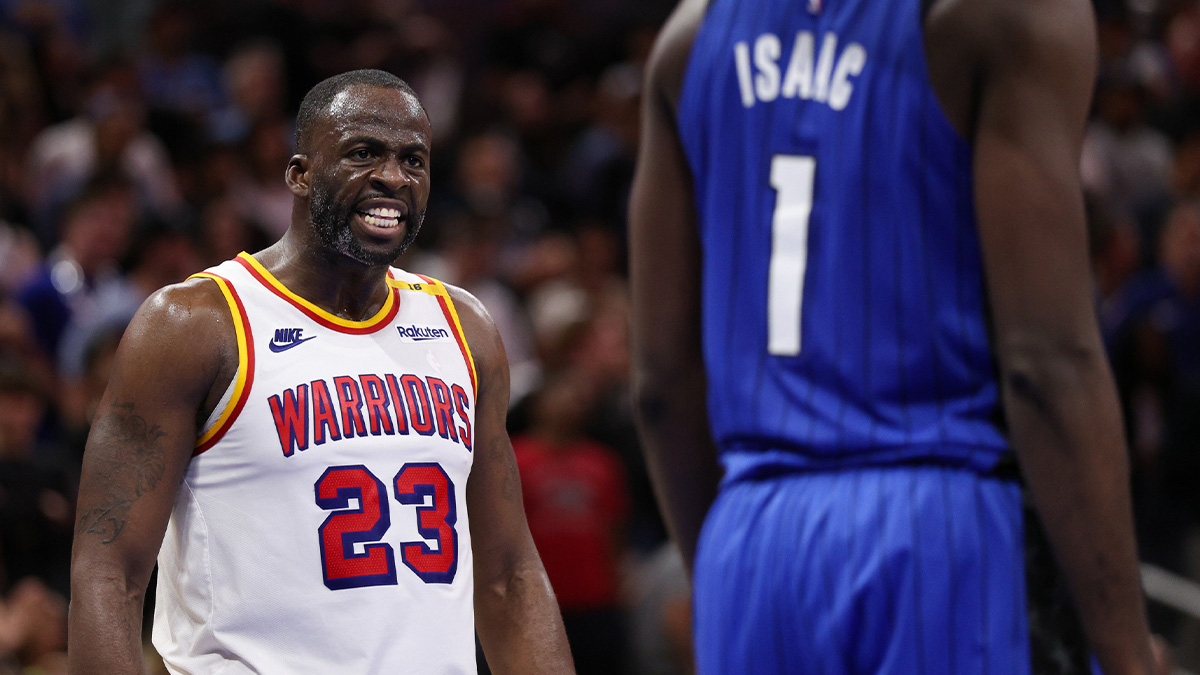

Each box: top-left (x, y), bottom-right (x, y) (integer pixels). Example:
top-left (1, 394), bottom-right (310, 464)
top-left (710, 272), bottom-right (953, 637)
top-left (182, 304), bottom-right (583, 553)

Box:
top-left (1090, 0), bottom-right (1200, 651)
top-left (0, 0), bottom-right (1199, 672)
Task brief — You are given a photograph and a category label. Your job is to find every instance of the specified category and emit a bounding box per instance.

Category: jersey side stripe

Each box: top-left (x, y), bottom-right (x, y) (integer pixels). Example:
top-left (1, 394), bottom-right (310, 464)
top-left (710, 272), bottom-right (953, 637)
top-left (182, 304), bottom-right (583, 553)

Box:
top-left (411, 274), bottom-right (479, 399)
top-left (234, 252), bottom-right (400, 334)
top-left (189, 272), bottom-right (255, 454)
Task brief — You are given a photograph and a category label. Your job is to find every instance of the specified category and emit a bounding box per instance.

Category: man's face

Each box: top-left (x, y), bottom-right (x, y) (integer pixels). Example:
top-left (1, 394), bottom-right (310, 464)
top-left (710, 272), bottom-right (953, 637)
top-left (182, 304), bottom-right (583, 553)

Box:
top-left (305, 85), bottom-right (432, 265)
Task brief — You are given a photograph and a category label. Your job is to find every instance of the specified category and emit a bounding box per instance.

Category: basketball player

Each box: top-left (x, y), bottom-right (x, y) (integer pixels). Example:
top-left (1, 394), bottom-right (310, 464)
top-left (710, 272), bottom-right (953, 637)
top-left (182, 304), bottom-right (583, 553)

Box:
top-left (630, 0), bottom-right (1162, 672)
top-left (68, 70), bottom-right (575, 674)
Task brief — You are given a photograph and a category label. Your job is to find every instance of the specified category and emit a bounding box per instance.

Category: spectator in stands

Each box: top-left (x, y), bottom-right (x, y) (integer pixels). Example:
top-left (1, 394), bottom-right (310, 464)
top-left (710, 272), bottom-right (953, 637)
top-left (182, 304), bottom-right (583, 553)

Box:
top-left (227, 119), bottom-right (295, 238)
top-left (196, 197), bottom-right (268, 268)
top-left (513, 369), bottom-right (630, 675)
top-left (412, 212), bottom-right (541, 402)
top-left (17, 175), bottom-right (134, 363)
top-left (0, 219), bottom-right (39, 296)
top-left (56, 219), bottom-right (200, 430)
top-left (0, 576), bottom-right (68, 675)
top-left (136, 3), bottom-right (225, 126)
top-left (24, 59), bottom-right (179, 244)
top-left (211, 40), bottom-right (289, 145)
top-left (628, 543), bottom-right (693, 675)
top-left (1082, 69), bottom-right (1174, 228)
top-left (0, 353), bottom-right (74, 597)
top-left (1108, 202), bottom-right (1200, 579)
top-left (560, 64), bottom-right (641, 227)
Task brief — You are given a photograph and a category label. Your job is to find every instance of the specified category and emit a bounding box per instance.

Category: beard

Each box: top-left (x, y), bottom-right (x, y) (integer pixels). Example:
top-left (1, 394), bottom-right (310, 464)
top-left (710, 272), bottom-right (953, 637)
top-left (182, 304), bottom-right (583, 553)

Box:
top-left (308, 181), bottom-right (425, 266)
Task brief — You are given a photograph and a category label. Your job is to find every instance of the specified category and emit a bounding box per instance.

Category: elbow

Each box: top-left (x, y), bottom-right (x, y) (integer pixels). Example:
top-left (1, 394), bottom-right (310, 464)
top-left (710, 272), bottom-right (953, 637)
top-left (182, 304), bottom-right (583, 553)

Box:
top-left (632, 365), bottom-right (704, 431)
top-left (71, 556), bottom-right (135, 591)
top-left (478, 563), bottom-right (554, 608)
top-left (994, 331), bottom-right (1116, 424)
top-left (997, 334), bottom-right (1108, 393)
top-left (69, 559), bottom-right (146, 618)
top-left (632, 373), bottom-right (668, 430)
top-left (632, 337), bottom-right (712, 429)
top-left (70, 544), bottom-right (149, 606)
top-left (996, 335), bottom-right (1133, 478)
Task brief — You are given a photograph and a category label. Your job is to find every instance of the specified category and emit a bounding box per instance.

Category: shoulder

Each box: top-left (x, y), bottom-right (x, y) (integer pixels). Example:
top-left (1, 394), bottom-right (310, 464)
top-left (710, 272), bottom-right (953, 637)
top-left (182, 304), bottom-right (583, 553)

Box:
top-left (926, 0), bottom-right (1095, 72)
top-left (925, 0), bottom-right (1096, 137)
top-left (644, 0), bottom-right (711, 112)
top-left (440, 282), bottom-right (510, 397)
top-left (136, 276), bottom-right (233, 331)
top-left (442, 282), bottom-right (503, 358)
top-left (91, 275), bottom-right (238, 417)
top-left (120, 276), bottom-right (237, 375)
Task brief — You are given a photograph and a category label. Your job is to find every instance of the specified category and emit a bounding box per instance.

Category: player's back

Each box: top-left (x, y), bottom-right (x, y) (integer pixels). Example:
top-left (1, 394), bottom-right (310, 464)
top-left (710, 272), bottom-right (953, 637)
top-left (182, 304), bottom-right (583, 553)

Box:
top-left (677, 0), bottom-right (1008, 480)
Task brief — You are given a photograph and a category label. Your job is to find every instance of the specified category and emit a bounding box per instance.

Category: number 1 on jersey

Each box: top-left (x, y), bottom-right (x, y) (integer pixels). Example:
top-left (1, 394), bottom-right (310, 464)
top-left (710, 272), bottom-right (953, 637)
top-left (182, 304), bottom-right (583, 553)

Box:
top-left (768, 155), bottom-right (816, 356)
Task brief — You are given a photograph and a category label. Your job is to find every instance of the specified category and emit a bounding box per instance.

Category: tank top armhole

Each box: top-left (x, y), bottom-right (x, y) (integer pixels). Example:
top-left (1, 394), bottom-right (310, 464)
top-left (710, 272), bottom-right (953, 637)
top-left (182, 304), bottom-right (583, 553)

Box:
top-left (189, 272), bottom-right (255, 455)
top-left (199, 374), bottom-right (238, 439)
top-left (394, 273), bottom-right (479, 399)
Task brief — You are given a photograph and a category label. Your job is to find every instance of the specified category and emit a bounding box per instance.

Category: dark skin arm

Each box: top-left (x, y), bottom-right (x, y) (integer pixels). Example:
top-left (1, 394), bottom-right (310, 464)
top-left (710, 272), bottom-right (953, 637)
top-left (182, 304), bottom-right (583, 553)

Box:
top-left (449, 285), bottom-right (574, 674)
top-left (628, 0), bottom-right (720, 573)
top-left (68, 279), bottom-right (234, 675)
top-left (927, 0), bottom-right (1157, 671)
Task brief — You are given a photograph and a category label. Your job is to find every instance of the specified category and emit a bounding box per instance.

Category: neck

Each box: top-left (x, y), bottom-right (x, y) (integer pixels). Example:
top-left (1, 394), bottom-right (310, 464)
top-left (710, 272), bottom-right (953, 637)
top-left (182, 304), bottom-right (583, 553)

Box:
top-left (255, 229), bottom-right (393, 321)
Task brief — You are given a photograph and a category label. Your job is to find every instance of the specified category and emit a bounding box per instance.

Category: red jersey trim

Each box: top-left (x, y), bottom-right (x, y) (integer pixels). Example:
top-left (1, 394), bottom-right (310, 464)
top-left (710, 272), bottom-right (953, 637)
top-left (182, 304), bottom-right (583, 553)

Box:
top-left (234, 252), bottom-right (399, 335)
top-left (189, 272), bottom-right (255, 455)
top-left (413, 274), bottom-right (478, 398)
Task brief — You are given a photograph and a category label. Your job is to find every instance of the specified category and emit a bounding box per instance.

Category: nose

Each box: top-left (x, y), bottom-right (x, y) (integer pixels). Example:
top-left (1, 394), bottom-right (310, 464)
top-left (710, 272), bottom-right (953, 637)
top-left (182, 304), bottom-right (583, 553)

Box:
top-left (369, 155), bottom-right (410, 193)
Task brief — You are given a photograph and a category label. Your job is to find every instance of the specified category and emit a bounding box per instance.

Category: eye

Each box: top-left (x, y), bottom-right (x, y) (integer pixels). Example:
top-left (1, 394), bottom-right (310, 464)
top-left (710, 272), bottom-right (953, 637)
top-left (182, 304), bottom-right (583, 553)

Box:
top-left (350, 147), bottom-right (373, 160)
top-left (406, 155), bottom-right (426, 169)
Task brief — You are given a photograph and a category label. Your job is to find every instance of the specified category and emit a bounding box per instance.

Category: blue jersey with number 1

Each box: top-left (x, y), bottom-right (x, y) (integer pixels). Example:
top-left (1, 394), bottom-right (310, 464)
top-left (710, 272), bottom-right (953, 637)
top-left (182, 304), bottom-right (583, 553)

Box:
top-left (677, 0), bottom-right (1009, 481)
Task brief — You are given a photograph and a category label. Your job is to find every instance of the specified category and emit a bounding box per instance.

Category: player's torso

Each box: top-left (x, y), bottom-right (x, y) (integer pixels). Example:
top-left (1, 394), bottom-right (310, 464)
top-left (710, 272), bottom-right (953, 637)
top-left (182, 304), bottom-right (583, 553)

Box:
top-left (677, 0), bottom-right (1009, 479)
top-left (153, 253), bottom-right (478, 674)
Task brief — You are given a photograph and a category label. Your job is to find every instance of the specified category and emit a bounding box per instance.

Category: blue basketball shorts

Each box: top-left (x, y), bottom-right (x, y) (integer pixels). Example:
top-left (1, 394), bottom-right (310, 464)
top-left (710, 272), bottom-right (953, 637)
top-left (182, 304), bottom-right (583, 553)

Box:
top-left (692, 465), bottom-right (1093, 674)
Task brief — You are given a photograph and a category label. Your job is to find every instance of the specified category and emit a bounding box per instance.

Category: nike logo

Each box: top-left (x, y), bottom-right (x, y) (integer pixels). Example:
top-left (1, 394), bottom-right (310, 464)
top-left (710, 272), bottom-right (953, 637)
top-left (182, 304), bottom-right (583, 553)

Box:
top-left (270, 327), bottom-right (317, 353)
top-left (270, 335), bottom-right (316, 352)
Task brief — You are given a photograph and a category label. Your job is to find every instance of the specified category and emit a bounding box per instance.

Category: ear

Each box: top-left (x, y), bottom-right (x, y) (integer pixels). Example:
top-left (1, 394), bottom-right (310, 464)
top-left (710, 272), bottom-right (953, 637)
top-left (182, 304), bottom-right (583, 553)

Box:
top-left (285, 154), bottom-right (311, 198)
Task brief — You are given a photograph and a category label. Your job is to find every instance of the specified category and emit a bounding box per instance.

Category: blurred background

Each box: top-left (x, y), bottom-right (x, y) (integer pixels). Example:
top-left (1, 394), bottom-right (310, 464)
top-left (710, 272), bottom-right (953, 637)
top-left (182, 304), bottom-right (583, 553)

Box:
top-left (0, 0), bottom-right (1197, 672)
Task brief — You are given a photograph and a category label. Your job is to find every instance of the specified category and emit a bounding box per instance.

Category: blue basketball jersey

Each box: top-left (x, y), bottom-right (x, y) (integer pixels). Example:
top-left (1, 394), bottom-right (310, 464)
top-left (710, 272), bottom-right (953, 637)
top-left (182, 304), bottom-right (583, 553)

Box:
top-left (677, 0), bottom-right (1010, 479)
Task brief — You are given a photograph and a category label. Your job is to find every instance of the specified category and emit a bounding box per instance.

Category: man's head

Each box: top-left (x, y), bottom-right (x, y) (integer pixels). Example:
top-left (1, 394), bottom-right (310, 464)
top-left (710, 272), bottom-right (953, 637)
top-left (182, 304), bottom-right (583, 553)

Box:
top-left (288, 70), bottom-right (432, 265)
top-left (60, 175), bottom-right (135, 274)
top-left (0, 352), bottom-right (47, 459)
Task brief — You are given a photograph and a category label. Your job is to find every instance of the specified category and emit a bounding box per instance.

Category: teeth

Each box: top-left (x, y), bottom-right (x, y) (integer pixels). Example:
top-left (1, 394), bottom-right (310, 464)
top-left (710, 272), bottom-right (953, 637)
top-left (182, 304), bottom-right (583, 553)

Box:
top-left (363, 207), bottom-right (401, 219)
top-left (362, 214), bottom-right (400, 229)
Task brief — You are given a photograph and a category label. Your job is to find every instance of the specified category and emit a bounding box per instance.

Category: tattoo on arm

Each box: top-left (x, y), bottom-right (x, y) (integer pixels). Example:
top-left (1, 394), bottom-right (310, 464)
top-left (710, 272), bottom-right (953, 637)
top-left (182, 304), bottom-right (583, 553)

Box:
top-left (76, 402), bottom-right (170, 544)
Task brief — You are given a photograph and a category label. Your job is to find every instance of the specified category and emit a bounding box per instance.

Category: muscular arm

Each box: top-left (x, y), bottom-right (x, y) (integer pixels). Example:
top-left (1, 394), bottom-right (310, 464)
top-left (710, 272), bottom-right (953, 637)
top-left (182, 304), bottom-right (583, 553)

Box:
top-left (69, 280), bottom-right (233, 674)
top-left (628, 0), bottom-right (721, 572)
top-left (451, 287), bottom-right (573, 674)
top-left (929, 0), bottom-right (1156, 671)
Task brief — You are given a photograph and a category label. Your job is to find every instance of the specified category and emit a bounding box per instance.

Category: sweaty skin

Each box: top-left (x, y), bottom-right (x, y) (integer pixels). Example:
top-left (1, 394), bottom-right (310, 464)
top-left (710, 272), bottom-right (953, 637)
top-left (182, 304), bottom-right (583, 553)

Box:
top-left (630, 0), bottom-right (1161, 673)
top-left (68, 83), bottom-right (574, 675)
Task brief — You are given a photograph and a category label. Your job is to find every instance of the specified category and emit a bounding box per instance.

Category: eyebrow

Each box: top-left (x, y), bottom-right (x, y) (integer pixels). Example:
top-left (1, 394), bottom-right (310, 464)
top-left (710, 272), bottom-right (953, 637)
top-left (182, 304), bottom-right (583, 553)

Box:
top-left (340, 135), bottom-right (429, 154)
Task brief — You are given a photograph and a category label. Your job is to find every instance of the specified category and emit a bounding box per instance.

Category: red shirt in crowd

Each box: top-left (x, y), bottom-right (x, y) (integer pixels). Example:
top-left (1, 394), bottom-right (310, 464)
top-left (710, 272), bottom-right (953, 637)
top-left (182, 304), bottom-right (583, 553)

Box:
top-left (512, 435), bottom-right (629, 611)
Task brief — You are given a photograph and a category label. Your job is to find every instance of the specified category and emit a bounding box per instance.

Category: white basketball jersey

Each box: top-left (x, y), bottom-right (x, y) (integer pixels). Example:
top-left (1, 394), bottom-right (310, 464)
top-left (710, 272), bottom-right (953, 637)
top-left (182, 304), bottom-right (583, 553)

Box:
top-left (153, 253), bottom-right (479, 674)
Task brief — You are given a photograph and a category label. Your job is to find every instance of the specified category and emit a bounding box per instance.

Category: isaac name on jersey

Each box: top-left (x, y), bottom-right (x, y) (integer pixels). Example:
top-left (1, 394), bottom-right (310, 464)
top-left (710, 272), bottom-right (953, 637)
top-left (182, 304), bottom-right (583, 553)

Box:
top-left (733, 30), bottom-right (867, 110)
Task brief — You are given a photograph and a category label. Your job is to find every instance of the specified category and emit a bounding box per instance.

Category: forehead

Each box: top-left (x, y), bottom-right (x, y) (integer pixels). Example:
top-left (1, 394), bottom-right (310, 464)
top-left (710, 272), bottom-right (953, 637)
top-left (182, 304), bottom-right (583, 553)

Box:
top-left (317, 85), bottom-right (431, 149)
